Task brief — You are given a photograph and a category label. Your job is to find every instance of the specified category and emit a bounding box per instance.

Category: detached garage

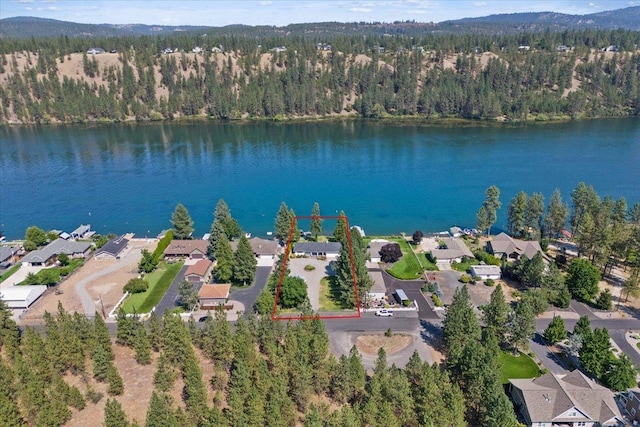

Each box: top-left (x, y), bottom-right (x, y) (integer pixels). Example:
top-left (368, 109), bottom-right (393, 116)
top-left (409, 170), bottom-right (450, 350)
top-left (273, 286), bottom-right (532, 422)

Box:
top-left (470, 265), bottom-right (502, 280)
top-left (0, 285), bottom-right (47, 309)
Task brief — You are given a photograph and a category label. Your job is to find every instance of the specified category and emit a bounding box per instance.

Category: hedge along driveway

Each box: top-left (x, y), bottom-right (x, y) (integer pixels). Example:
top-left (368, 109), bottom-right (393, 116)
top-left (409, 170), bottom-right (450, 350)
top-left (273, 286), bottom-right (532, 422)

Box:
top-left (121, 261), bottom-right (184, 314)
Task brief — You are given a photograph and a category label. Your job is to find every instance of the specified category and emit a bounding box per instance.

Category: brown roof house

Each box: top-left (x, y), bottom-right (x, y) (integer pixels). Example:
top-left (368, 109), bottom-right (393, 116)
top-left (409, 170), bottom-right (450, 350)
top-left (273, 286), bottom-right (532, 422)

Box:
top-left (431, 237), bottom-right (473, 264)
top-left (509, 370), bottom-right (624, 427)
top-left (198, 284), bottom-right (231, 310)
top-left (163, 240), bottom-right (208, 259)
top-left (230, 237), bottom-right (279, 260)
top-left (184, 259), bottom-right (213, 283)
top-left (487, 232), bottom-right (546, 261)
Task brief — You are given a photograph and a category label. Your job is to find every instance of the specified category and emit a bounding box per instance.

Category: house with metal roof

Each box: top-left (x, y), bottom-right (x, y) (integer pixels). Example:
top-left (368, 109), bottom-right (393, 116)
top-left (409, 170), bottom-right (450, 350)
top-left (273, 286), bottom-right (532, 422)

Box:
top-left (70, 224), bottom-right (92, 240)
top-left (94, 235), bottom-right (129, 260)
top-left (470, 265), bottom-right (502, 280)
top-left (509, 370), bottom-right (623, 427)
top-left (22, 239), bottom-right (92, 266)
top-left (0, 285), bottom-right (47, 309)
top-left (293, 242), bottom-right (341, 258)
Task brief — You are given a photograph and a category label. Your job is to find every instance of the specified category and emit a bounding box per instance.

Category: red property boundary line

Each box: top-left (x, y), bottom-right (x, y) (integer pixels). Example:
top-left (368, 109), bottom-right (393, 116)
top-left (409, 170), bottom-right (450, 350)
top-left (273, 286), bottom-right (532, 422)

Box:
top-left (271, 215), bottom-right (361, 320)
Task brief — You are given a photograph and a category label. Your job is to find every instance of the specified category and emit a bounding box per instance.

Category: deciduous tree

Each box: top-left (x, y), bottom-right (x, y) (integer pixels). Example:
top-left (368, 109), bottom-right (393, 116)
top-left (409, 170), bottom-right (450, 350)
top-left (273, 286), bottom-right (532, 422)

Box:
top-left (605, 354), bottom-right (637, 391)
top-left (543, 315), bottom-right (567, 344)
top-left (25, 225), bottom-right (47, 246)
top-left (379, 243), bottom-right (402, 263)
top-left (579, 327), bottom-right (612, 379)
top-left (508, 301), bottom-right (535, 353)
top-left (178, 280), bottom-right (198, 311)
top-left (566, 258), bottom-right (600, 301)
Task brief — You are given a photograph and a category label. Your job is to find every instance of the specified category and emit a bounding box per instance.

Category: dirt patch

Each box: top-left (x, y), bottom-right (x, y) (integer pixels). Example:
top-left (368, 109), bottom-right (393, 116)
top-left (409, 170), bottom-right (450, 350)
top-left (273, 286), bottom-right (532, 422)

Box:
top-left (356, 333), bottom-right (412, 356)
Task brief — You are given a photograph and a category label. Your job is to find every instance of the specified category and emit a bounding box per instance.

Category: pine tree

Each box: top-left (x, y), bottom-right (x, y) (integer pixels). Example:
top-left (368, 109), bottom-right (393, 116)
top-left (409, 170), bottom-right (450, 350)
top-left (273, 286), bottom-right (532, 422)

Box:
top-left (145, 392), bottom-right (177, 427)
top-left (147, 311), bottom-right (163, 352)
top-left (507, 191), bottom-right (527, 237)
top-left (233, 234), bottom-right (257, 286)
top-left (134, 325), bottom-right (152, 365)
top-left (310, 202), bottom-right (322, 240)
top-left (333, 211), bottom-right (348, 243)
top-left (182, 350), bottom-right (208, 425)
top-left (544, 188), bottom-right (569, 237)
top-left (207, 219), bottom-right (226, 258)
top-left (508, 301), bottom-right (535, 353)
top-left (153, 353), bottom-right (175, 393)
top-left (482, 284), bottom-right (510, 344)
top-left (170, 203), bottom-right (194, 240)
top-left (605, 354), bottom-right (637, 391)
top-left (116, 309), bottom-right (137, 347)
top-left (214, 233), bottom-right (234, 282)
top-left (104, 398), bottom-right (131, 427)
top-left (443, 286), bottom-right (481, 371)
top-left (214, 198), bottom-right (241, 240)
top-left (107, 364), bottom-right (124, 395)
top-left (573, 315), bottom-right (592, 337)
top-left (274, 202), bottom-right (294, 244)
top-left (478, 186), bottom-right (501, 236)
top-left (579, 327), bottom-right (612, 379)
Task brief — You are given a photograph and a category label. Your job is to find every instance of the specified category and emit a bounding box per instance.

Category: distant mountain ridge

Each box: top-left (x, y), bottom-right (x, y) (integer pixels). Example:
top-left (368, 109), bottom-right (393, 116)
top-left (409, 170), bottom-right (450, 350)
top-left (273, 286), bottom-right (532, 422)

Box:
top-left (0, 6), bottom-right (639, 39)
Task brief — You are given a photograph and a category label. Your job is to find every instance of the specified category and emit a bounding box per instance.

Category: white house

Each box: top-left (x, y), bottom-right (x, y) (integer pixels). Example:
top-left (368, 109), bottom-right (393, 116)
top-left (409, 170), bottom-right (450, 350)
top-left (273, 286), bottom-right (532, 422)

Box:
top-left (470, 265), bottom-right (502, 280)
top-left (293, 242), bottom-right (341, 258)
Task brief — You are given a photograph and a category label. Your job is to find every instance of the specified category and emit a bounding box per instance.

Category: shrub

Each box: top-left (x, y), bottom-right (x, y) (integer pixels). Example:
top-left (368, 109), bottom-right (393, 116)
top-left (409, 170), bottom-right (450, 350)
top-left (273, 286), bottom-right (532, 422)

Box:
top-left (426, 252), bottom-right (437, 263)
top-left (431, 294), bottom-right (443, 307)
top-left (595, 289), bottom-right (613, 310)
top-left (460, 274), bottom-right (472, 283)
top-left (385, 328), bottom-right (393, 337)
top-left (485, 278), bottom-right (495, 287)
top-left (304, 264), bottom-right (315, 271)
top-left (86, 388), bottom-right (103, 404)
top-left (123, 277), bottom-right (149, 294)
top-left (59, 267), bottom-right (70, 277)
top-left (57, 252), bottom-right (70, 266)
top-left (153, 229), bottom-right (174, 261)
top-left (474, 250), bottom-right (502, 266)
top-left (403, 299), bottom-right (412, 307)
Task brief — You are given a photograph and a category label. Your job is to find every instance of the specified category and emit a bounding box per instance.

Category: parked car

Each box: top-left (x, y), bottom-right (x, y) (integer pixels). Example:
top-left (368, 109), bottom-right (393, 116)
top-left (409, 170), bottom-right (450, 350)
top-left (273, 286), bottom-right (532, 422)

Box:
top-left (375, 309), bottom-right (393, 317)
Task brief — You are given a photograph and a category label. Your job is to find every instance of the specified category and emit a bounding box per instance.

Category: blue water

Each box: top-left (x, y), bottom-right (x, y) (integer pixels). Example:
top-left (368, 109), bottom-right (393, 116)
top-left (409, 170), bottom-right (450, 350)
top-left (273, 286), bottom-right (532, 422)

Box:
top-left (1, 119), bottom-right (639, 239)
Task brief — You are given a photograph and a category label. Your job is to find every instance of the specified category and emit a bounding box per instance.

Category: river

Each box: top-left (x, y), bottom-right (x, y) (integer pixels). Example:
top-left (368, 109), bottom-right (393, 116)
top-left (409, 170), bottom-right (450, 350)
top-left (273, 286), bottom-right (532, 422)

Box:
top-left (1, 118), bottom-right (638, 239)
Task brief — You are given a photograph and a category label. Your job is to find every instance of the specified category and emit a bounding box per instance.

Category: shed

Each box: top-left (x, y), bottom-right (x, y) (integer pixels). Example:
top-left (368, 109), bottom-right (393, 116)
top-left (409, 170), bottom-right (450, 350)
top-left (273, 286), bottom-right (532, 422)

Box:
top-left (0, 285), bottom-right (47, 309)
top-left (470, 265), bottom-right (502, 280)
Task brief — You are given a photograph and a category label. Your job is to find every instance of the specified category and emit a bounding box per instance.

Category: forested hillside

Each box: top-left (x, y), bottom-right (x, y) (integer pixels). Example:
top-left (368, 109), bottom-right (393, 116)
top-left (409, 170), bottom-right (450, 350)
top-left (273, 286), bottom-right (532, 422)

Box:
top-left (0, 28), bottom-right (639, 124)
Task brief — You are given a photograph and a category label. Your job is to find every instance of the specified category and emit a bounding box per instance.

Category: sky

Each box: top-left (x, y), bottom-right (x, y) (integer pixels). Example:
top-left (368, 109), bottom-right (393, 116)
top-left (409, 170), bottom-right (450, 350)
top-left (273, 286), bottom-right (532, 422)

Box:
top-left (0, 0), bottom-right (637, 26)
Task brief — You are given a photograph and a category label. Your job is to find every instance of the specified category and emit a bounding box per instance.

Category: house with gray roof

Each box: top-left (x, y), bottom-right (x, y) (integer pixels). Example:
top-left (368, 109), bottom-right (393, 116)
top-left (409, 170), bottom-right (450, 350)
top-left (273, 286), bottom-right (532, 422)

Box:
top-left (22, 239), bottom-right (92, 266)
top-left (94, 235), bottom-right (129, 260)
top-left (509, 370), bottom-right (623, 427)
top-left (487, 232), bottom-right (547, 261)
top-left (368, 270), bottom-right (387, 301)
top-left (293, 242), bottom-right (341, 258)
top-left (431, 237), bottom-right (473, 264)
top-left (230, 237), bottom-right (279, 260)
top-left (367, 240), bottom-right (389, 263)
top-left (0, 246), bottom-right (20, 264)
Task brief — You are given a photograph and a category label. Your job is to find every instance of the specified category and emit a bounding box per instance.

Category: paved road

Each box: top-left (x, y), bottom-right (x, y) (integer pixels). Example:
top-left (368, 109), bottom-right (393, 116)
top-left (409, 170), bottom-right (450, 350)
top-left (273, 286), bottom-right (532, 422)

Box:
top-left (154, 265), bottom-right (188, 316)
top-left (380, 270), bottom-right (441, 320)
top-left (228, 266), bottom-right (271, 315)
top-left (570, 300), bottom-right (594, 318)
top-left (529, 332), bottom-right (570, 375)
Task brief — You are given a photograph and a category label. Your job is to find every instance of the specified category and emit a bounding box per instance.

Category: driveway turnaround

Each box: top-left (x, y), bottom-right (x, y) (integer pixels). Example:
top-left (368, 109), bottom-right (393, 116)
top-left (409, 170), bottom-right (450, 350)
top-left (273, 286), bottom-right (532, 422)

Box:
top-left (228, 266), bottom-right (272, 315)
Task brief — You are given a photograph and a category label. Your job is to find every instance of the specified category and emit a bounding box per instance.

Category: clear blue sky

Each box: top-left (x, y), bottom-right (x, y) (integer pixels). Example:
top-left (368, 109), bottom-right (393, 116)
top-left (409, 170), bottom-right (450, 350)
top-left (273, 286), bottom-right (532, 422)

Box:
top-left (0, 0), bottom-right (636, 26)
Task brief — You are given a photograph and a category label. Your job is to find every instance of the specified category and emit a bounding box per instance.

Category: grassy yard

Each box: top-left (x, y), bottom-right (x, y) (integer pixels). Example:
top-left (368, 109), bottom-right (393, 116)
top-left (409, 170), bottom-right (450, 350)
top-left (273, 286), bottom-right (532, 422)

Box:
top-left (387, 238), bottom-right (424, 280)
top-left (121, 261), bottom-right (183, 314)
top-left (450, 258), bottom-right (480, 273)
top-left (18, 259), bottom-right (84, 285)
top-left (417, 253), bottom-right (438, 271)
top-left (498, 350), bottom-right (541, 384)
top-left (319, 276), bottom-right (344, 311)
top-left (0, 263), bottom-right (21, 283)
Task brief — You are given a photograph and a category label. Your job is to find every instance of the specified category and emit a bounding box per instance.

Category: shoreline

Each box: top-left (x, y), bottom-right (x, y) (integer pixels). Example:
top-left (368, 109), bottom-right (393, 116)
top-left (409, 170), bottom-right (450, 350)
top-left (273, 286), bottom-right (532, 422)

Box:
top-left (1, 112), bottom-right (637, 128)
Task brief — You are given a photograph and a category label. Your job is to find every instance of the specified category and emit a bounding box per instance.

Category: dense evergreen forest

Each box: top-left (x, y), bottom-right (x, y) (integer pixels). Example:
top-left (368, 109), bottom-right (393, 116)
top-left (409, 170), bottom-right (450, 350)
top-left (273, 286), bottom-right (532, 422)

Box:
top-left (0, 28), bottom-right (639, 124)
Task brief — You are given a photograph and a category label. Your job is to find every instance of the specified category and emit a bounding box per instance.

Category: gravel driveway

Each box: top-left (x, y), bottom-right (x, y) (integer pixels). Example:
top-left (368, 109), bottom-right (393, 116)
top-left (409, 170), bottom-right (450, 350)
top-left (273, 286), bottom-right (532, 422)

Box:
top-left (289, 258), bottom-right (333, 311)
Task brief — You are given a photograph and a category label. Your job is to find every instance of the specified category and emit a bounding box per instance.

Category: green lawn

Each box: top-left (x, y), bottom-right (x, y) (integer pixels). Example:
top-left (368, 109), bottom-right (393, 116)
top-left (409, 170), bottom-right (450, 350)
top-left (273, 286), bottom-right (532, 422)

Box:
top-left (498, 351), bottom-right (541, 384)
top-left (417, 253), bottom-right (438, 271)
top-left (18, 259), bottom-right (84, 285)
top-left (386, 238), bottom-right (424, 280)
top-left (121, 261), bottom-right (183, 314)
top-left (0, 263), bottom-right (21, 283)
top-left (450, 258), bottom-right (480, 273)
top-left (318, 276), bottom-right (344, 311)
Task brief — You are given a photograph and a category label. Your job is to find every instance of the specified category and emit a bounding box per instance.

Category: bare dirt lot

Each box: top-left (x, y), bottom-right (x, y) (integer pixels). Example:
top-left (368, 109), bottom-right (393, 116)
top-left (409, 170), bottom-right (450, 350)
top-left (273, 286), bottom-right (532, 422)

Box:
top-left (356, 334), bottom-right (412, 356)
top-left (21, 239), bottom-right (157, 323)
